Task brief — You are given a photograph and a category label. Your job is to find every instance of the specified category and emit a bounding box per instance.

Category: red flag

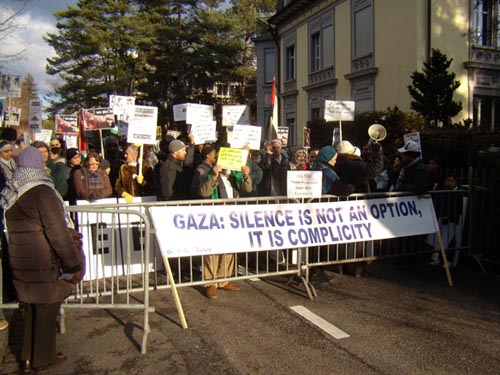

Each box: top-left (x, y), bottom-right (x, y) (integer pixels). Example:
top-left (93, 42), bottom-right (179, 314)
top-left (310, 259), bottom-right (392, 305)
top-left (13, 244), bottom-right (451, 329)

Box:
top-left (79, 115), bottom-right (86, 151)
top-left (268, 77), bottom-right (278, 141)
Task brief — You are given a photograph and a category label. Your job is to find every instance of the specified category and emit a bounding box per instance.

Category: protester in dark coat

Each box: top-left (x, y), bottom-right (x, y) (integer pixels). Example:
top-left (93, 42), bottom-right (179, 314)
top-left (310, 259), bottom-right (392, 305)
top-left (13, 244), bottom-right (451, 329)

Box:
top-left (159, 136), bottom-right (195, 201)
top-left (394, 141), bottom-right (433, 195)
top-left (0, 147), bottom-right (82, 373)
top-left (334, 140), bottom-right (384, 193)
top-left (258, 139), bottom-right (290, 196)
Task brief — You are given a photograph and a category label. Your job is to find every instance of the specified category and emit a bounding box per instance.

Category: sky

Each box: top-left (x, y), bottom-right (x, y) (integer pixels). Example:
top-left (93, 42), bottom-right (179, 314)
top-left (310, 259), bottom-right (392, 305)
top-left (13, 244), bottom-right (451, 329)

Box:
top-left (1, 0), bottom-right (78, 100)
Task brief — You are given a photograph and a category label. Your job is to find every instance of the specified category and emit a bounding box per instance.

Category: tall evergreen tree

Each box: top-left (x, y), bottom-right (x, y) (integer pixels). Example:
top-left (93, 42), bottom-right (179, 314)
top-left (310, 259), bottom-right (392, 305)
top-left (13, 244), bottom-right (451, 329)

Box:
top-left (408, 48), bottom-right (463, 128)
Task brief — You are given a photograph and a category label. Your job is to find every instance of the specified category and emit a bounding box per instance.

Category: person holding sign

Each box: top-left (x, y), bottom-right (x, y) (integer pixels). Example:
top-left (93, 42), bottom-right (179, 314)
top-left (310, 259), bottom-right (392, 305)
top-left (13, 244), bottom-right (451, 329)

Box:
top-left (258, 139), bottom-right (290, 197)
top-left (115, 144), bottom-right (155, 203)
top-left (190, 144), bottom-right (252, 299)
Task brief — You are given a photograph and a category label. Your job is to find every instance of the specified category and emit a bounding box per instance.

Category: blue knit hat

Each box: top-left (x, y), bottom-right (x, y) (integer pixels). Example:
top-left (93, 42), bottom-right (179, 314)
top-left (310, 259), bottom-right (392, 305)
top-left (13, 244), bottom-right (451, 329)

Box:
top-left (316, 146), bottom-right (337, 163)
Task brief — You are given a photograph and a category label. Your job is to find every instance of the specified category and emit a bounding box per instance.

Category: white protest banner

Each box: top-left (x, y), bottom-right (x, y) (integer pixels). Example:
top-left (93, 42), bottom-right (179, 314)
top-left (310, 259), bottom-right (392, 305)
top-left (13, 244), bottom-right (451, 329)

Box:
top-left (287, 171), bottom-right (322, 199)
top-left (324, 100), bottom-right (355, 121)
top-left (33, 128), bottom-right (52, 143)
top-left (127, 105), bottom-right (158, 144)
top-left (190, 120), bottom-right (217, 144)
top-left (149, 196), bottom-right (438, 258)
top-left (109, 95), bottom-right (135, 124)
top-left (222, 104), bottom-right (249, 126)
top-left (217, 147), bottom-right (249, 171)
top-left (230, 124), bottom-right (261, 150)
top-left (28, 99), bottom-right (43, 132)
top-left (173, 103), bottom-right (213, 124)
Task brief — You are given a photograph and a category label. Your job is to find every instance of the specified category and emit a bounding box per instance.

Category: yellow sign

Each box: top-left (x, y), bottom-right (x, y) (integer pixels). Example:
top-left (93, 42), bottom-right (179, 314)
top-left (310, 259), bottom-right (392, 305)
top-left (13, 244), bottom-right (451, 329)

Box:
top-left (217, 147), bottom-right (249, 170)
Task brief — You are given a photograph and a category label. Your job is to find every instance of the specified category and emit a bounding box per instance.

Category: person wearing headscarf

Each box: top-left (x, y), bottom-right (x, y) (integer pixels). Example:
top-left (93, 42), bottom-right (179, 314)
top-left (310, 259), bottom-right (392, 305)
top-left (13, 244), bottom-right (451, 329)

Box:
top-left (0, 147), bottom-right (83, 373)
top-left (312, 146), bottom-right (353, 196)
top-left (0, 140), bottom-right (17, 187)
top-left (290, 148), bottom-right (308, 170)
top-left (0, 139), bottom-right (17, 303)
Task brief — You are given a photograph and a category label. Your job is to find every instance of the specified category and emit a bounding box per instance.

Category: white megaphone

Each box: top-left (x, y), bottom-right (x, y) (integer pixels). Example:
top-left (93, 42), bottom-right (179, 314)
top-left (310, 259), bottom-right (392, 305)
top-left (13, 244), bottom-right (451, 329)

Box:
top-left (368, 123), bottom-right (387, 143)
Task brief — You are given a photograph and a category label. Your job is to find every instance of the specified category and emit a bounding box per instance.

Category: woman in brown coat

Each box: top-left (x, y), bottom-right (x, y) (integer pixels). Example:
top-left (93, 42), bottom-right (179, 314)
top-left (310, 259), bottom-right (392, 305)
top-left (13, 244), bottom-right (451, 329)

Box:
top-left (74, 151), bottom-right (112, 201)
top-left (0, 147), bottom-right (83, 373)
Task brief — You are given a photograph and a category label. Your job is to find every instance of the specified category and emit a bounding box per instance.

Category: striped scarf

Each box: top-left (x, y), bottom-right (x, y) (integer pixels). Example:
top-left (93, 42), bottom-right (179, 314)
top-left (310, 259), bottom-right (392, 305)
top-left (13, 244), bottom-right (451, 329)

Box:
top-left (0, 167), bottom-right (74, 229)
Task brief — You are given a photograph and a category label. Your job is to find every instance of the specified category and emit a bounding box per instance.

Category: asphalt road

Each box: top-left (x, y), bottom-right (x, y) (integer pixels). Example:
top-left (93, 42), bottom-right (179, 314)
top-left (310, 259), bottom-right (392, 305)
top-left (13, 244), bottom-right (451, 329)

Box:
top-left (1, 258), bottom-right (499, 375)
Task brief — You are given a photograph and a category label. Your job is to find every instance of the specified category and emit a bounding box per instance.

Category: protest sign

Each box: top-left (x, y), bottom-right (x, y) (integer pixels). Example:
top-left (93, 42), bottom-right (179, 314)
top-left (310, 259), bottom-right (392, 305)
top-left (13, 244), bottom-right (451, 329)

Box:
top-left (190, 120), bottom-right (217, 144)
top-left (173, 103), bottom-right (213, 124)
top-left (109, 95), bottom-right (135, 124)
top-left (5, 106), bottom-right (20, 126)
top-left (33, 129), bottom-right (52, 143)
top-left (127, 105), bottom-right (158, 144)
top-left (149, 196), bottom-right (438, 258)
top-left (55, 114), bottom-right (78, 133)
top-left (287, 171), bottom-right (322, 199)
top-left (222, 105), bottom-right (249, 126)
top-left (277, 127), bottom-right (289, 147)
top-left (0, 74), bottom-right (21, 97)
top-left (230, 124), bottom-right (261, 150)
top-left (28, 99), bottom-right (43, 132)
top-left (82, 108), bottom-right (115, 130)
top-left (403, 132), bottom-right (422, 152)
top-left (324, 100), bottom-right (355, 121)
top-left (217, 147), bottom-right (249, 171)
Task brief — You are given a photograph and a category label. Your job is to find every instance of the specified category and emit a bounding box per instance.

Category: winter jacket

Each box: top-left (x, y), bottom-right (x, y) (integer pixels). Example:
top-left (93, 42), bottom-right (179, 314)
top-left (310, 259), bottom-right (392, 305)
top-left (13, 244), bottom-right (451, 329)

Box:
top-left (5, 185), bottom-right (81, 304)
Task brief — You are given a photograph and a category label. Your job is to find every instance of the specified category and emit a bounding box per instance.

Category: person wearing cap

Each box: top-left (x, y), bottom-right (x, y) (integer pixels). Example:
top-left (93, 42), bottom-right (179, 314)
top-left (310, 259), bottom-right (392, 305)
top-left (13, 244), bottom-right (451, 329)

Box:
top-left (63, 148), bottom-right (82, 205)
top-left (0, 147), bottom-right (83, 373)
top-left (115, 144), bottom-right (156, 203)
top-left (159, 133), bottom-right (195, 201)
top-left (394, 140), bottom-right (433, 195)
top-left (190, 144), bottom-right (251, 298)
top-left (258, 139), bottom-right (290, 196)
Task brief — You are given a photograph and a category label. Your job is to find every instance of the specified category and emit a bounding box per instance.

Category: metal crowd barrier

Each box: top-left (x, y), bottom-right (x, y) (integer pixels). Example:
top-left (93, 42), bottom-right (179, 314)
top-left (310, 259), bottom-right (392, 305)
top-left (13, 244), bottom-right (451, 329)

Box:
top-left (0, 188), bottom-right (482, 352)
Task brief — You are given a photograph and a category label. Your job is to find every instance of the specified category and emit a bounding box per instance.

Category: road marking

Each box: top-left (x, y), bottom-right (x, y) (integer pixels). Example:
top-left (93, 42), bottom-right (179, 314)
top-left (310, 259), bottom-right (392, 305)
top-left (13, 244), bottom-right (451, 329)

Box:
top-left (290, 305), bottom-right (350, 339)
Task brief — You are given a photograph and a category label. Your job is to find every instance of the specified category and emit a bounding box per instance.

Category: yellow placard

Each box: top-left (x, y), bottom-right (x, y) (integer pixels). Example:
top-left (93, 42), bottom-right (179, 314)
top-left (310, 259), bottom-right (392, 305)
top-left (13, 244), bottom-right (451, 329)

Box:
top-left (217, 147), bottom-right (249, 170)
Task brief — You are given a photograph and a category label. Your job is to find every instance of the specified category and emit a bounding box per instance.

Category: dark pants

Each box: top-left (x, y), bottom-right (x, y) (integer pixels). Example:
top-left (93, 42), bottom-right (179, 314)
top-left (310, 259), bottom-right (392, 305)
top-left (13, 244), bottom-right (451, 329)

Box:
top-left (22, 302), bottom-right (61, 368)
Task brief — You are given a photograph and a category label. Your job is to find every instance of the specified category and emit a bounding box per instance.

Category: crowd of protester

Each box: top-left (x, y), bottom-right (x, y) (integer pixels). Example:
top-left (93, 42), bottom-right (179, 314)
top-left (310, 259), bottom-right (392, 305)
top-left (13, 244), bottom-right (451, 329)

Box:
top-left (0, 125), bottom-right (467, 370)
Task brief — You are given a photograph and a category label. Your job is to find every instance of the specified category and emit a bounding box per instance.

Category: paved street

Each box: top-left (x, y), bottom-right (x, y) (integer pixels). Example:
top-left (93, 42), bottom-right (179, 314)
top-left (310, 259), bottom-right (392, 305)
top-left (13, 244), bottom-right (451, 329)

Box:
top-left (1, 258), bottom-right (499, 375)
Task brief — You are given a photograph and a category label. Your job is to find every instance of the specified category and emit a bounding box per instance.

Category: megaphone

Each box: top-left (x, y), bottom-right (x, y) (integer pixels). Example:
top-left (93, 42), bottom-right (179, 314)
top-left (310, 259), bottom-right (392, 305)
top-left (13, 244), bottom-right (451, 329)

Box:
top-left (368, 124), bottom-right (387, 142)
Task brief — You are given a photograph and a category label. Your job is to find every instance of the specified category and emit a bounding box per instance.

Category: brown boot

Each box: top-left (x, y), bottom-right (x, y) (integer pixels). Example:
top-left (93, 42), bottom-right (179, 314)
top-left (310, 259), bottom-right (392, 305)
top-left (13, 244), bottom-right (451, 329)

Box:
top-left (206, 286), bottom-right (217, 299)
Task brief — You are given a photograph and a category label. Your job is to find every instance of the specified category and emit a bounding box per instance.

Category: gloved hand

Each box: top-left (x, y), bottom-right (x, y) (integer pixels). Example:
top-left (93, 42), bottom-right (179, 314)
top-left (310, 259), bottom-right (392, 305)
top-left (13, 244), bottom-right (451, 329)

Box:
top-left (122, 192), bottom-right (133, 203)
top-left (136, 174), bottom-right (144, 184)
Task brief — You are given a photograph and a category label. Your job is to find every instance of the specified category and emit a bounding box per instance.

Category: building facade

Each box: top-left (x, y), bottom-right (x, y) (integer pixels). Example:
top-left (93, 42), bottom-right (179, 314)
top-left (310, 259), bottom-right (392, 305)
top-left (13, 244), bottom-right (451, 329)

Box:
top-left (256, 0), bottom-right (500, 147)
